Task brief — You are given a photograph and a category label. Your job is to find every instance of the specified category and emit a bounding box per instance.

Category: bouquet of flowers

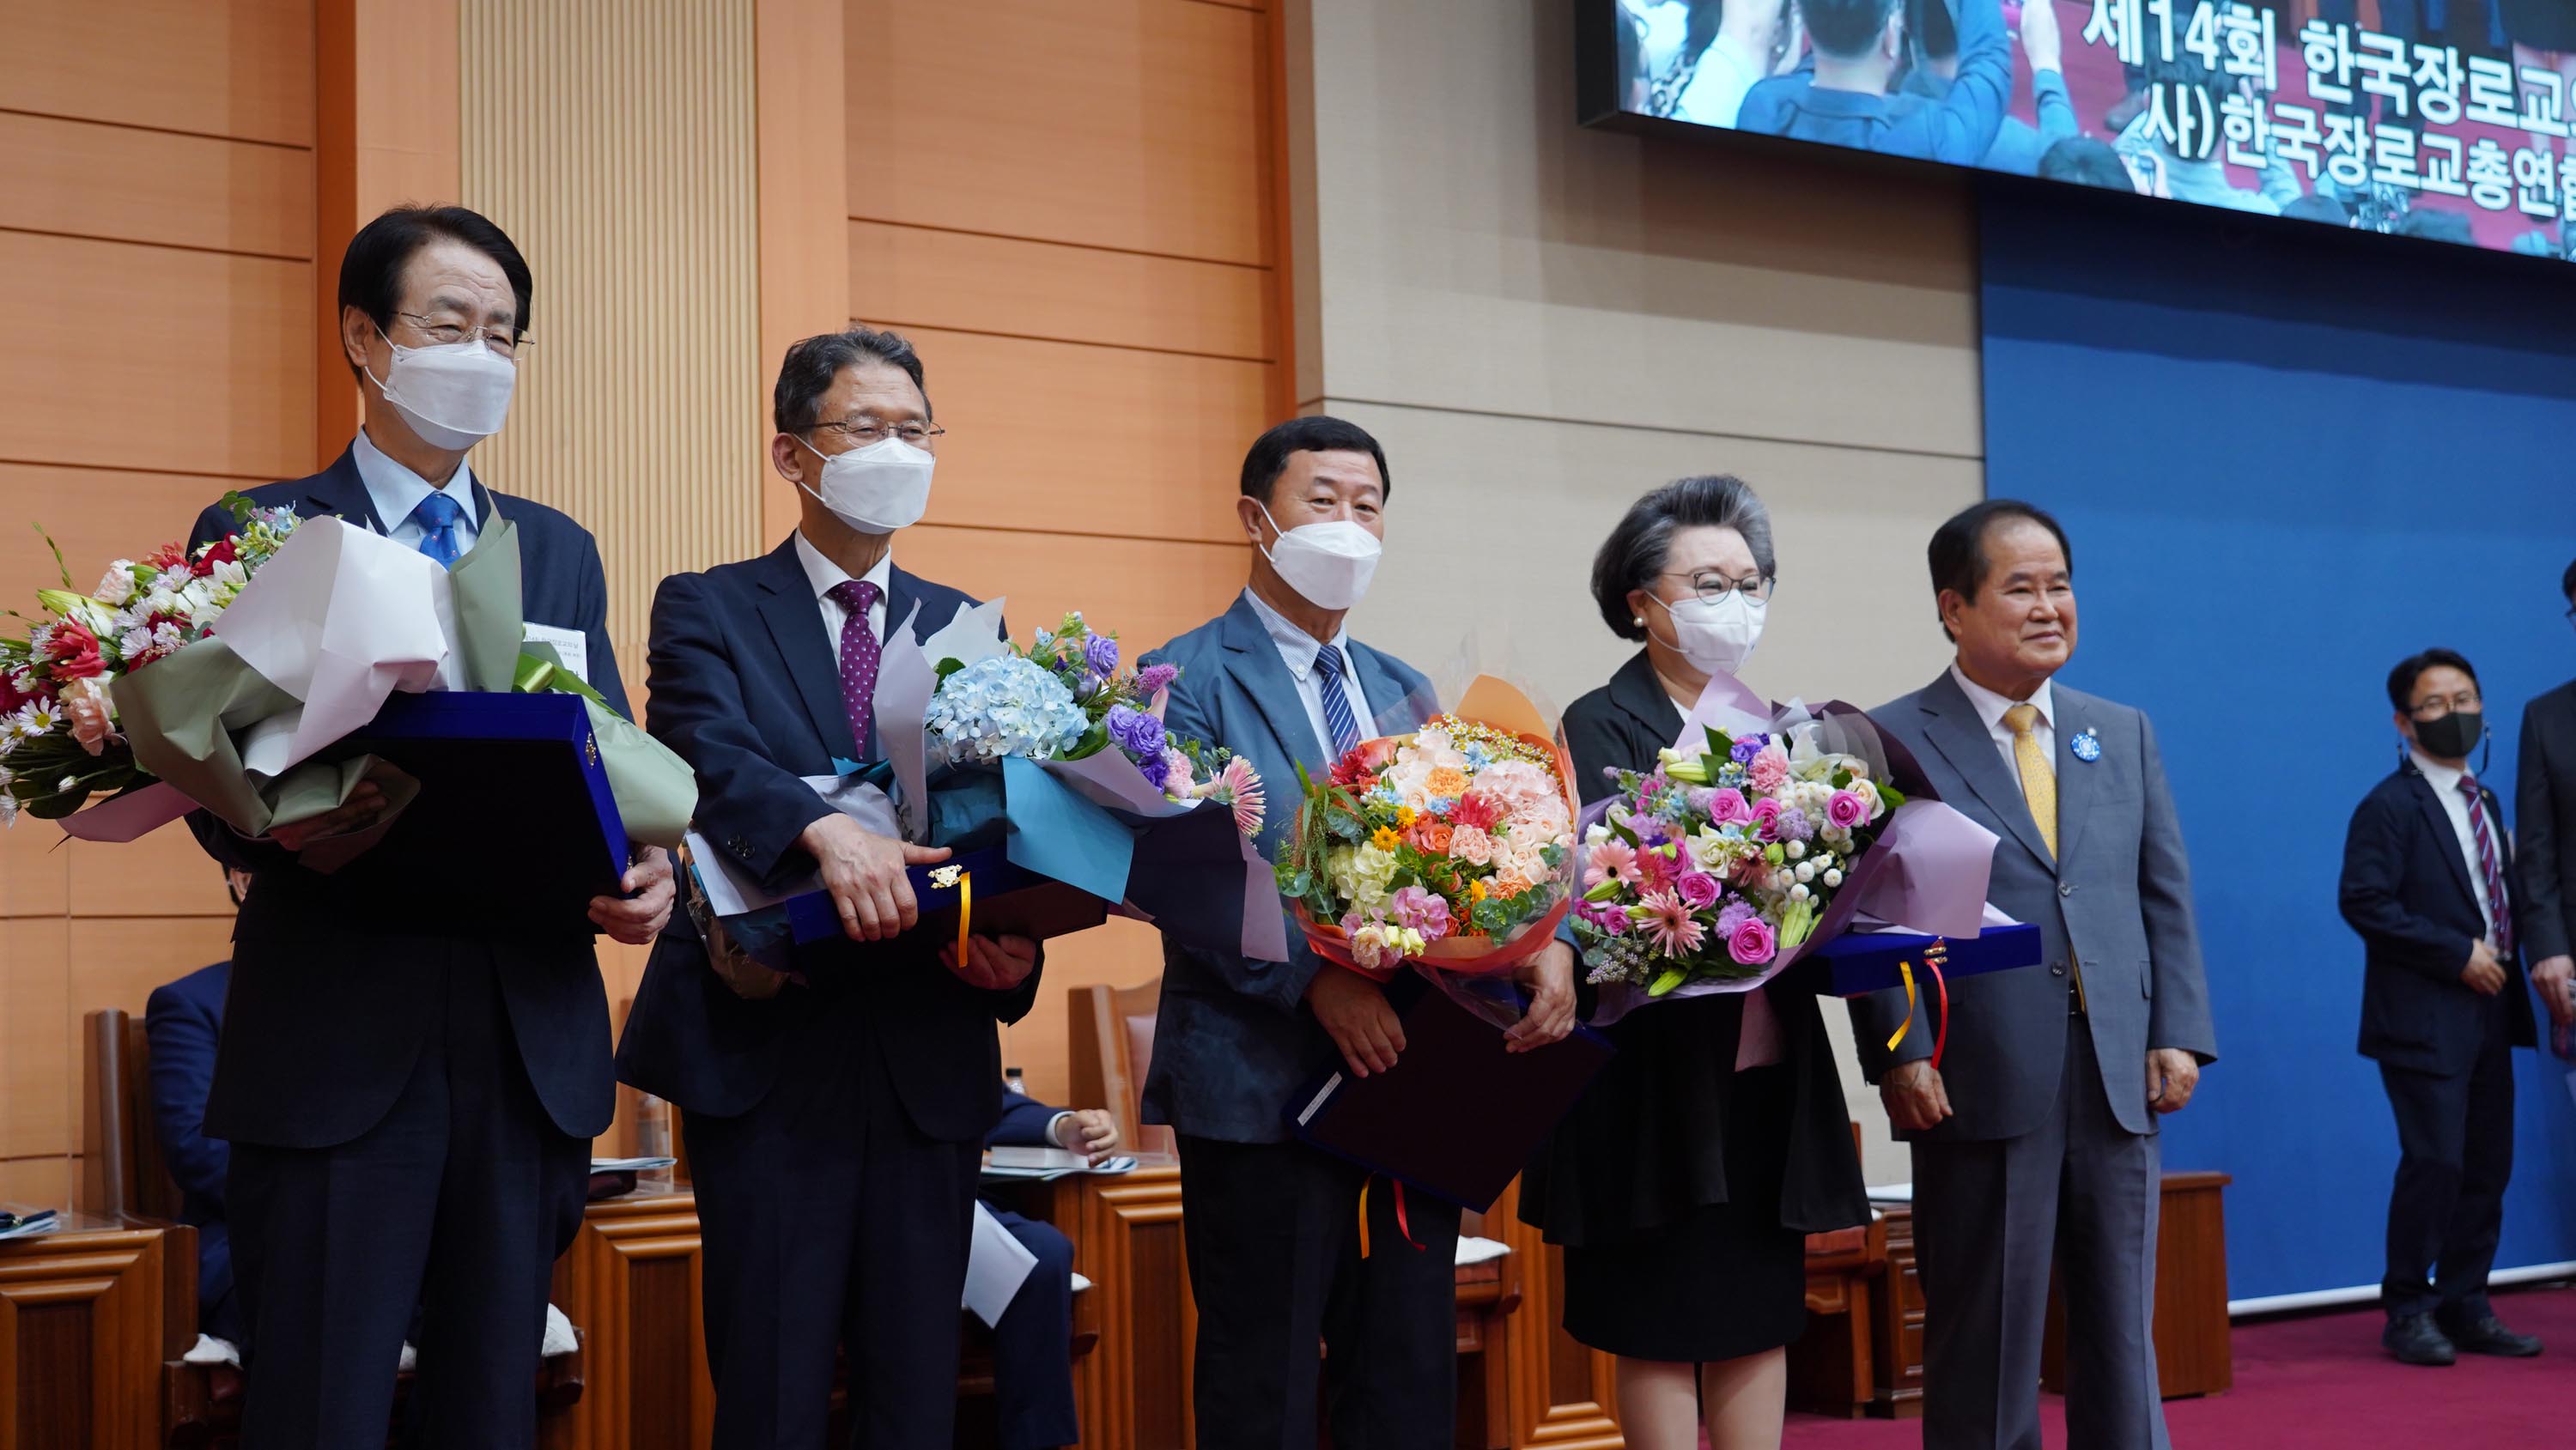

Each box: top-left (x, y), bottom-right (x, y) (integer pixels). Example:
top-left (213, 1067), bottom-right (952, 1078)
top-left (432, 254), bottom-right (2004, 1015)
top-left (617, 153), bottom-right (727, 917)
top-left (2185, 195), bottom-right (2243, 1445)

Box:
top-left (1, 494), bottom-right (301, 824)
top-left (1572, 717), bottom-right (1906, 997)
top-left (926, 612), bottom-right (1261, 835)
top-left (1276, 680), bottom-right (1578, 977)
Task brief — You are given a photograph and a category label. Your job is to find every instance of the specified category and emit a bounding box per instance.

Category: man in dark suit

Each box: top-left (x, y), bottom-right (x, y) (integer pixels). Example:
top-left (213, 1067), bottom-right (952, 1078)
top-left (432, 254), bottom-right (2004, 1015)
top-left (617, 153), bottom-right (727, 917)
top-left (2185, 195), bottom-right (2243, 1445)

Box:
top-left (144, 871), bottom-right (252, 1346)
top-left (2517, 558), bottom-right (2576, 1039)
top-left (615, 327), bottom-right (1040, 1450)
top-left (1850, 500), bottom-right (2216, 1450)
top-left (1141, 416), bottom-right (1510, 1449)
top-left (184, 206), bottom-right (673, 1449)
top-left (2342, 647), bottom-right (2543, 1364)
top-left (981, 1089), bottom-right (1120, 1450)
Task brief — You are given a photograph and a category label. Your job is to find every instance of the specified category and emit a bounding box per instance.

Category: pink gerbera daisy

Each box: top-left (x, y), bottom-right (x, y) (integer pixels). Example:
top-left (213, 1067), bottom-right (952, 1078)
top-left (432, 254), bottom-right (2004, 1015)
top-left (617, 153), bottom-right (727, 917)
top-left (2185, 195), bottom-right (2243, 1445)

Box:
top-left (1637, 889), bottom-right (1706, 957)
top-left (1218, 755), bottom-right (1266, 835)
top-left (1584, 836), bottom-right (1639, 889)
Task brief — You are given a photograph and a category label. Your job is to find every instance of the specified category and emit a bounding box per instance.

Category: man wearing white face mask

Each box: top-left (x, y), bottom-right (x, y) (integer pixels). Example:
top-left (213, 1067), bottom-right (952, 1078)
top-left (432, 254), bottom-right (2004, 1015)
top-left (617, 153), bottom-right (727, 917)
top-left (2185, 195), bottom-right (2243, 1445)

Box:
top-left (617, 327), bottom-right (1042, 1450)
top-left (1136, 418), bottom-right (1578, 1448)
top-left (179, 206), bottom-right (676, 1449)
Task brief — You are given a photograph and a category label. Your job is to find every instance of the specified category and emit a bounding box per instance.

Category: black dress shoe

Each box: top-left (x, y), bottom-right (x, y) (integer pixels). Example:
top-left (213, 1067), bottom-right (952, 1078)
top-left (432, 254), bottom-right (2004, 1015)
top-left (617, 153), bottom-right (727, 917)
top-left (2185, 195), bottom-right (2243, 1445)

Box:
top-left (2440, 1313), bottom-right (2543, 1357)
top-left (2385, 1313), bottom-right (2458, 1366)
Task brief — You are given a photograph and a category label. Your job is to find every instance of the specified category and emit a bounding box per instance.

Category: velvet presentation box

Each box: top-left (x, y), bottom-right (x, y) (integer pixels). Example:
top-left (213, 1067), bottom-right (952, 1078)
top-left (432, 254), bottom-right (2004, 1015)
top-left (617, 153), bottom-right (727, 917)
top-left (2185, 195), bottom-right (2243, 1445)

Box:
top-left (1286, 970), bottom-right (1615, 1213)
top-left (1800, 922), bottom-right (2044, 997)
top-left (765, 844), bottom-right (1113, 951)
top-left (337, 690), bottom-right (628, 924)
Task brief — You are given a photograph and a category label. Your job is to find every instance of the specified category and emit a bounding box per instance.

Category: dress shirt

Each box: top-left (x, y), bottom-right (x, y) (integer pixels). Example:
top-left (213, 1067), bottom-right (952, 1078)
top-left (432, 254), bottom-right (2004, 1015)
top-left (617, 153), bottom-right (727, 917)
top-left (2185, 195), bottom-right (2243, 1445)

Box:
top-left (1241, 587), bottom-right (1375, 758)
top-left (2410, 749), bottom-right (2506, 944)
top-left (352, 426), bottom-right (480, 552)
top-left (1674, 31), bottom-right (1765, 127)
top-left (1950, 662), bottom-right (2057, 795)
top-left (793, 531), bottom-right (892, 666)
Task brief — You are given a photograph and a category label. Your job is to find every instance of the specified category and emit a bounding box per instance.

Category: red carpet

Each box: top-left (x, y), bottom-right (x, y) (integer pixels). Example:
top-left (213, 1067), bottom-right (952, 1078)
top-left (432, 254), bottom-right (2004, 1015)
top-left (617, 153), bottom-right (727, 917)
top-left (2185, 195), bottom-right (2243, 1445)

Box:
top-left (1775, 1283), bottom-right (2575, 1447)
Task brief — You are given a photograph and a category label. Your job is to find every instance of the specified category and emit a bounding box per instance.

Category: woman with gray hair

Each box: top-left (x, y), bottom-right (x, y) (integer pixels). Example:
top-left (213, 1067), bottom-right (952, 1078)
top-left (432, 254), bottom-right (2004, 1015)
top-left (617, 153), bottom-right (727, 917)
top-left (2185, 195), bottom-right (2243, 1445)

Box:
top-left (1517, 476), bottom-right (1868, 1450)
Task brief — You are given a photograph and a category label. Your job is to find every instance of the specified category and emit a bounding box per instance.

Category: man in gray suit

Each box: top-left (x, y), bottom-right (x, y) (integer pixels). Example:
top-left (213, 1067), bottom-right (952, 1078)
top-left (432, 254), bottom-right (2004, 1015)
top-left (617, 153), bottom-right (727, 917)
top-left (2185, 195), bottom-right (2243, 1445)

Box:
top-left (1852, 500), bottom-right (2218, 1450)
top-left (2517, 556), bottom-right (2576, 1033)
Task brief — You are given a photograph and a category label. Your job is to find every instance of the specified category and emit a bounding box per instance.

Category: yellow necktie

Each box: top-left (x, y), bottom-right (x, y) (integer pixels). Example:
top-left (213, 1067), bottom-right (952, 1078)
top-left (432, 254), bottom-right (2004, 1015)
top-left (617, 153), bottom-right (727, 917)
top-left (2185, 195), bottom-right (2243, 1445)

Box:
top-left (2004, 703), bottom-right (2057, 860)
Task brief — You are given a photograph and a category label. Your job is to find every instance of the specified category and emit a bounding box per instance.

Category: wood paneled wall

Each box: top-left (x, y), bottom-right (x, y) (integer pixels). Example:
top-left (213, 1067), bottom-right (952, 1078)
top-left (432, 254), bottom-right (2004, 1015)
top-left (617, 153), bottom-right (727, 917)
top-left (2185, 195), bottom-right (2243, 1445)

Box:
top-left (843, 0), bottom-right (1287, 1103)
top-left (0, 0), bottom-right (320, 1204)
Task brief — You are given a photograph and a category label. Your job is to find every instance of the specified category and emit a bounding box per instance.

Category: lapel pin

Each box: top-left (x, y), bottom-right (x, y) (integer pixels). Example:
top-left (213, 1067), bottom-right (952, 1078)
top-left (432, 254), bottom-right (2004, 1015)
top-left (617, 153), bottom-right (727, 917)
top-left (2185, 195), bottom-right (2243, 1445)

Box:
top-left (2070, 730), bottom-right (2102, 763)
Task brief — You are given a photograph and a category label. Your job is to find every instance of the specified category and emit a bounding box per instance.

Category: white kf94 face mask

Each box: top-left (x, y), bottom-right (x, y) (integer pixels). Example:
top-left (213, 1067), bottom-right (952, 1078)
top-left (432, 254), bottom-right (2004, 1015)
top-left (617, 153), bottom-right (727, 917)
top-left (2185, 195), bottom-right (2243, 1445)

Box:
top-left (369, 328), bottom-right (518, 452)
top-left (795, 434), bottom-right (937, 535)
top-left (1654, 588), bottom-right (1767, 676)
top-left (1256, 503), bottom-right (1382, 611)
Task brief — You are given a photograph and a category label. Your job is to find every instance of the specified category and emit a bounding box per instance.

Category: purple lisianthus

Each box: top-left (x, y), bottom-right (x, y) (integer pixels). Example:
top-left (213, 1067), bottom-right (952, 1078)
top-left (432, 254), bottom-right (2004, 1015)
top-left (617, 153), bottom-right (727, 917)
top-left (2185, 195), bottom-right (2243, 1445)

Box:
top-left (1675, 871), bottom-right (1722, 910)
top-left (1771, 807), bottom-right (1814, 844)
top-left (1713, 901), bottom-right (1757, 937)
top-left (1084, 633), bottom-right (1121, 676)
top-left (1728, 732), bottom-right (1771, 764)
top-left (1684, 786), bottom-right (1718, 815)
top-left (1134, 662), bottom-right (1179, 698)
top-left (1106, 703), bottom-right (1166, 764)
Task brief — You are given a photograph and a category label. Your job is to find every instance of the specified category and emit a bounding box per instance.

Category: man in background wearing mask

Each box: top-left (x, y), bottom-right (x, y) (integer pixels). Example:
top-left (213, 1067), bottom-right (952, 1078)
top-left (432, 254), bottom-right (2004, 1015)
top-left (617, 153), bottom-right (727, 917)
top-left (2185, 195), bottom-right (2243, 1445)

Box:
top-left (1140, 417), bottom-right (1563, 1447)
top-left (615, 326), bottom-right (1041, 1448)
top-left (180, 205), bottom-right (675, 1447)
top-left (2516, 559), bottom-right (2576, 1058)
top-left (1850, 499), bottom-right (2215, 1450)
top-left (2340, 648), bottom-right (2542, 1366)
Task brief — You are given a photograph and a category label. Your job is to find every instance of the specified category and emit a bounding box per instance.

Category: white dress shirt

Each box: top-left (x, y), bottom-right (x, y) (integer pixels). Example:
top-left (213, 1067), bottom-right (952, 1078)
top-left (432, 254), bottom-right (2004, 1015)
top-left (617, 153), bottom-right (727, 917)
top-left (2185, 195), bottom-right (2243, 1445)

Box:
top-left (2411, 749), bottom-right (2506, 944)
top-left (352, 426), bottom-right (480, 553)
top-left (793, 531), bottom-right (892, 664)
top-left (1241, 587), bottom-right (1375, 758)
top-left (1950, 663), bottom-right (2057, 794)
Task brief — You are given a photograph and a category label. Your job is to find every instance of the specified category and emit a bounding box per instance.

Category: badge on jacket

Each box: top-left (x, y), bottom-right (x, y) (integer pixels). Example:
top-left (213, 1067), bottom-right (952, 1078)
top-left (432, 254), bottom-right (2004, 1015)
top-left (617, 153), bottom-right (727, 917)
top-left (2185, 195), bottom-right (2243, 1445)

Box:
top-left (2070, 730), bottom-right (2102, 763)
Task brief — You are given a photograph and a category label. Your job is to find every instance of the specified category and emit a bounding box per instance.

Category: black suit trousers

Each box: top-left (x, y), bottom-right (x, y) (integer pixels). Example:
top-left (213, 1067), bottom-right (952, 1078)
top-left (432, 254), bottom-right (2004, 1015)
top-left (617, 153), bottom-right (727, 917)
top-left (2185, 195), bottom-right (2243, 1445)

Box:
top-left (2380, 992), bottom-right (2517, 1321)
top-left (683, 993), bottom-right (981, 1450)
top-left (1176, 1135), bottom-right (1459, 1450)
top-left (228, 954), bottom-right (588, 1450)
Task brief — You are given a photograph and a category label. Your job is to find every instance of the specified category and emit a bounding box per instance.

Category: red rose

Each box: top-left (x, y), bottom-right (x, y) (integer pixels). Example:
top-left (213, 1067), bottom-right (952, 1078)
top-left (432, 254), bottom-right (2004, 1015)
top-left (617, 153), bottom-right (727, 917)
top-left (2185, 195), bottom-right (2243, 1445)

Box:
top-left (190, 537), bottom-right (240, 577)
top-left (47, 620), bottom-right (107, 680)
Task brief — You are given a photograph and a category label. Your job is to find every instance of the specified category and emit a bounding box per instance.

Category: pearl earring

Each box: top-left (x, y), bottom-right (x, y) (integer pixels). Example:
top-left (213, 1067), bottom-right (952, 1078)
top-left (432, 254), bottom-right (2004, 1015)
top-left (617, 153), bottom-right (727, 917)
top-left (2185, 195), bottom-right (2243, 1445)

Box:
top-left (1632, 616), bottom-right (1645, 627)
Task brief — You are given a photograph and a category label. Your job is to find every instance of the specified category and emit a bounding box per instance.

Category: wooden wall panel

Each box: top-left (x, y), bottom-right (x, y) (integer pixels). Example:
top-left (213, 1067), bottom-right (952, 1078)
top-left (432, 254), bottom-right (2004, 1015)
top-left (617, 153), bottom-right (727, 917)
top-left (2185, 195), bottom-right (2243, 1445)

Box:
top-left (898, 327), bottom-right (1270, 548)
top-left (0, 114), bottom-right (315, 260)
top-left (998, 920), bottom-right (1163, 1107)
top-left (2, 919), bottom-right (70, 1160)
top-left (850, 222), bottom-right (1273, 363)
top-left (756, 0), bottom-right (854, 547)
top-left (846, 0), bottom-right (1273, 266)
top-left (461, 0), bottom-right (767, 685)
top-left (0, 234), bottom-right (312, 480)
top-left (0, 1158), bottom-right (71, 1213)
top-left (0, 0), bottom-right (317, 148)
top-left (66, 835), bottom-right (235, 922)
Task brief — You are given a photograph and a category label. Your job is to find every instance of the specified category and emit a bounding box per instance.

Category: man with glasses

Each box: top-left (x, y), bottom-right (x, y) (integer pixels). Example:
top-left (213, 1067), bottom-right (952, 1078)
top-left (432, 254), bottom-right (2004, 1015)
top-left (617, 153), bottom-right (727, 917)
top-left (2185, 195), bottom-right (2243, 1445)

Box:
top-left (180, 205), bottom-right (675, 1447)
top-left (617, 326), bottom-right (1041, 1448)
top-left (2517, 561), bottom-right (2576, 1047)
top-left (2341, 648), bottom-right (2541, 1365)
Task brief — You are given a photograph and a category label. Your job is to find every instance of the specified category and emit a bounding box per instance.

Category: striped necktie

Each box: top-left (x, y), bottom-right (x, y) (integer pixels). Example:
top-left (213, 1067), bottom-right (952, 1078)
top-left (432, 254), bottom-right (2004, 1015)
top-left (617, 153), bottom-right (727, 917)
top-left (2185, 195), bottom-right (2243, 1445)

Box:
top-left (1314, 644), bottom-right (1361, 760)
top-left (2459, 774), bottom-right (2513, 955)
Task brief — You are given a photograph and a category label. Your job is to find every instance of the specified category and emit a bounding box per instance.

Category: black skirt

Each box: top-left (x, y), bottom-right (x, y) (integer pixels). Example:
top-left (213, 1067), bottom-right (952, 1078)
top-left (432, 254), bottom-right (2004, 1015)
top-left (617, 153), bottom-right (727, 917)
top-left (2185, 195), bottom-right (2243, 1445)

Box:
top-left (1558, 1057), bottom-right (1809, 1362)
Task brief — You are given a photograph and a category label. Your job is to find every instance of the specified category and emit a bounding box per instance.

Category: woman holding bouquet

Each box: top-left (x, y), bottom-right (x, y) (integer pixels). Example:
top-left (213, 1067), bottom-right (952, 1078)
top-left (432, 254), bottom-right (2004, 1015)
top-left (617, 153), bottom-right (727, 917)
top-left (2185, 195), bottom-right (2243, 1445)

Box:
top-left (1520, 476), bottom-right (1868, 1450)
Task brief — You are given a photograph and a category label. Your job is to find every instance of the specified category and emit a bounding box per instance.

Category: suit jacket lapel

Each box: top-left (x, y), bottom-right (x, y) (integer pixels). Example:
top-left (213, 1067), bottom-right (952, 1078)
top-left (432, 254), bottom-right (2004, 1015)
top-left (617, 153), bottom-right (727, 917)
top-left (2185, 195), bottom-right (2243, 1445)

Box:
top-left (1608, 651), bottom-right (1679, 747)
top-left (1218, 596), bottom-right (1327, 769)
top-left (2405, 771), bottom-right (2481, 913)
top-left (1352, 643), bottom-right (1431, 735)
top-left (1917, 672), bottom-right (2057, 871)
top-left (2051, 693), bottom-right (2093, 866)
top-left (752, 539), bottom-right (861, 766)
top-left (301, 446), bottom-right (386, 534)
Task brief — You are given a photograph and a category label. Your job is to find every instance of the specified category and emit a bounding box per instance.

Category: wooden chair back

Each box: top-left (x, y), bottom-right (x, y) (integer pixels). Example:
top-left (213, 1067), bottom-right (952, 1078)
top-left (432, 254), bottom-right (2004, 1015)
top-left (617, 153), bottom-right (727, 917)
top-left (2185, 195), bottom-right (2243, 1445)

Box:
top-left (1066, 976), bottom-right (1162, 1149)
top-left (81, 1008), bottom-right (181, 1222)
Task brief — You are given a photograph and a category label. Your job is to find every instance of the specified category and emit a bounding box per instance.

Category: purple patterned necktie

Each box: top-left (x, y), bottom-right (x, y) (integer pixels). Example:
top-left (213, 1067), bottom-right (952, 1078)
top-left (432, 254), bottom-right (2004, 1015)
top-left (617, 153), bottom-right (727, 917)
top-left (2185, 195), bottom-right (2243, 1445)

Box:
top-left (828, 579), bottom-right (883, 758)
top-left (2459, 774), bottom-right (2514, 956)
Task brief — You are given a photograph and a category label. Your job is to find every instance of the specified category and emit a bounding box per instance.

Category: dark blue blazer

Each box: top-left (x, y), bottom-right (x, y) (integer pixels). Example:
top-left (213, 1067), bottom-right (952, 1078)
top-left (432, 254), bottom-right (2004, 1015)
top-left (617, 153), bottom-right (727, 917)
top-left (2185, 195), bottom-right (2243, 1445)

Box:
top-left (989, 1089), bottom-right (1062, 1150)
top-left (615, 539), bottom-right (1041, 1143)
top-left (184, 446), bottom-right (627, 1148)
top-left (2340, 761), bottom-right (2538, 1075)
top-left (144, 960), bottom-right (234, 1326)
top-left (1136, 593), bottom-right (1433, 1143)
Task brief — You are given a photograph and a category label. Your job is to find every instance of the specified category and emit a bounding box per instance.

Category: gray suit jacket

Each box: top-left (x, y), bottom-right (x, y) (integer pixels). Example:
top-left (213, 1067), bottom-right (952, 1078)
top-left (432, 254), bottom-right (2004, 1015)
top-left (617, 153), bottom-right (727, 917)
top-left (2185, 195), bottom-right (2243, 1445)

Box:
top-left (1850, 670), bottom-right (2218, 1142)
top-left (1136, 595), bottom-right (1435, 1143)
top-left (2518, 679), bottom-right (2576, 964)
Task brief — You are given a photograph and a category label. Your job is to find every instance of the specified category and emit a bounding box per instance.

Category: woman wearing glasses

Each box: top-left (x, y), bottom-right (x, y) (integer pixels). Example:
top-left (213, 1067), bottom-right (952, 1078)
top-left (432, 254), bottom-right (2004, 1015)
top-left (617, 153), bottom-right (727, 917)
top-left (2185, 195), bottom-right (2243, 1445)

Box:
top-left (1519, 476), bottom-right (1868, 1450)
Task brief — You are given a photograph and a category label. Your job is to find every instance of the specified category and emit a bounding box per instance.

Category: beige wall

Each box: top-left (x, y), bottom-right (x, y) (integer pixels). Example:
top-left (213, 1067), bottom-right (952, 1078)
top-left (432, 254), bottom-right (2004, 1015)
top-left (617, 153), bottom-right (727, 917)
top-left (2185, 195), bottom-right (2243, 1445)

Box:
top-left (1287, 0), bottom-right (1990, 1184)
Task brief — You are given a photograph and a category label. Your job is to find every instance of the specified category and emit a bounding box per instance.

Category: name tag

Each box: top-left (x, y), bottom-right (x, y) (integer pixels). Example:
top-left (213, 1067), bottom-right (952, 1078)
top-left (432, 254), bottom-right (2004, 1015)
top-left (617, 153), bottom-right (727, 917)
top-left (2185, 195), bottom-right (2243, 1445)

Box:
top-left (523, 622), bottom-right (589, 683)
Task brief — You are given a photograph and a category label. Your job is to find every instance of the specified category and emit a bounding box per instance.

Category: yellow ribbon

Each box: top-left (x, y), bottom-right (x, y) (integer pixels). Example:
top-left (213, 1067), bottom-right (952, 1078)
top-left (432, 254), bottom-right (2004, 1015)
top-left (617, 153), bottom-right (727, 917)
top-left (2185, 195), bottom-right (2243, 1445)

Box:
top-left (957, 870), bottom-right (972, 968)
top-left (1357, 1178), bottom-right (1372, 1259)
top-left (1886, 959), bottom-right (1918, 1053)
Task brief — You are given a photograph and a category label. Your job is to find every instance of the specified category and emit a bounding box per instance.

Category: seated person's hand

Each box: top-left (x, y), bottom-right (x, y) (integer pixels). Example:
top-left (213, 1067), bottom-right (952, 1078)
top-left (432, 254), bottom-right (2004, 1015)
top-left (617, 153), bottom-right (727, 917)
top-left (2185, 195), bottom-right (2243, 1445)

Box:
top-left (799, 812), bottom-right (951, 942)
top-left (943, 933), bottom-right (1038, 991)
top-left (1052, 1107), bottom-right (1122, 1165)
top-left (1307, 965), bottom-right (1404, 1078)
top-left (588, 845), bottom-right (675, 945)
top-left (1505, 940), bottom-right (1578, 1053)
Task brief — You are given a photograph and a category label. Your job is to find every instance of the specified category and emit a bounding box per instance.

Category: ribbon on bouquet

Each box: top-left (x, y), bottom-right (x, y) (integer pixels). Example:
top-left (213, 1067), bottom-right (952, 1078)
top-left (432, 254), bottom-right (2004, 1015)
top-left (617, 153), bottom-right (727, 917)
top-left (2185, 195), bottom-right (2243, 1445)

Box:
top-left (1881, 939), bottom-right (1953, 1070)
top-left (1357, 1175), bottom-right (1423, 1259)
top-left (927, 864), bottom-right (975, 965)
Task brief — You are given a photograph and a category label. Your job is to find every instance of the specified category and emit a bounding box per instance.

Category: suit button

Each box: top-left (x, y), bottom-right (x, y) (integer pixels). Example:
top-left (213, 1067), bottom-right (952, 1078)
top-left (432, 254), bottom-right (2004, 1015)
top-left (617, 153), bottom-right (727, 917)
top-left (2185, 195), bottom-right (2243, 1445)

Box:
top-left (2057, 883), bottom-right (2075, 898)
top-left (2050, 962), bottom-right (2068, 976)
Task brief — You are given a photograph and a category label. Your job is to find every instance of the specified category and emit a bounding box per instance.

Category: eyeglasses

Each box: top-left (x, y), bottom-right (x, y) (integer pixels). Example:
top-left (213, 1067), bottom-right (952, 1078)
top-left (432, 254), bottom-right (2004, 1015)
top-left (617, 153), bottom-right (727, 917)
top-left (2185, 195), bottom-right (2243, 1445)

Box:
top-left (810, 417), bottom-right (945, 447)
top-left (394, 311), bottom-right (526, 356)
top-left (1659, 569), bottom-right (1774, 604)
top-left (2409, 689), bottom-right (2482, 718)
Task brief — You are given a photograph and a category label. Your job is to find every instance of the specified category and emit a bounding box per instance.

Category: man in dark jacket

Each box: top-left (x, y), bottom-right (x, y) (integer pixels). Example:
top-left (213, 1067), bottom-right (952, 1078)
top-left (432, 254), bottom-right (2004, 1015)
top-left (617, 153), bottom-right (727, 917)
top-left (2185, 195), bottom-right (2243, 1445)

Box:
top-left (143, 870), bottom-right (253, 1344)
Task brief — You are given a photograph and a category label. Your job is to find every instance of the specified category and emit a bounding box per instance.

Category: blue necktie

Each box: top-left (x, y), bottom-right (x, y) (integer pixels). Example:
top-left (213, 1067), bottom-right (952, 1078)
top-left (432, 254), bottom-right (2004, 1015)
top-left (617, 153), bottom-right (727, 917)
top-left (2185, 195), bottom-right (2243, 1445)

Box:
top-left (410, 492), bottom-right (466, 569)
top-left (1314, 644), bottom-right (1361, 760)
